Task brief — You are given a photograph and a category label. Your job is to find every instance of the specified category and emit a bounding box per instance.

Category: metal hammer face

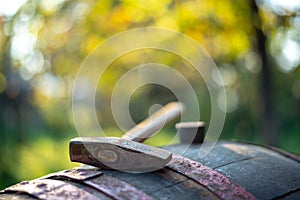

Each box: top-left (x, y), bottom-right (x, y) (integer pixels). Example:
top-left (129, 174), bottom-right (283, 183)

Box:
top-left (70, 137), bottom-right (172, 172)
top-left (69, 102), bottom-right (183, 172)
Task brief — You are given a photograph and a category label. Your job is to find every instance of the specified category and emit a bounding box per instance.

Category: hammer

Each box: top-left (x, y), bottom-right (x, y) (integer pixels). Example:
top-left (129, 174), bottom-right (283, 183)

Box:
top-left (69, 102), bottom-right (183, 172)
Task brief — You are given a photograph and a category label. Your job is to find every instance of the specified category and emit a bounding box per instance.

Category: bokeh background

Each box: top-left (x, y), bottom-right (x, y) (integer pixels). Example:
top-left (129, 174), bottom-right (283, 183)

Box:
top-left (0, 0), bottom-right (300, 189)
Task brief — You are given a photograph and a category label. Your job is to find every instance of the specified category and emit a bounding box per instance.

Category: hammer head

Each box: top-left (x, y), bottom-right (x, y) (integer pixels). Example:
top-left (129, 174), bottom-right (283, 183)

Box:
top-left (69, 137), bottom-right (172, 172)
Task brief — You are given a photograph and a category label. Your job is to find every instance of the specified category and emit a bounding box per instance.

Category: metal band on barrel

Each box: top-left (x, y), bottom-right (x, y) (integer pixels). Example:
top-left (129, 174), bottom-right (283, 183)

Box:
top-left (259, 145), bottom-right (300, 163)
top-left (41, 167), bottom-right (103, 180)
top-left (42, 168), bottom-right (153, 200)
top-left (230, 140), bottom-right (300, 163)
top-left (168, 154), bottom-right (257, 200)
top-left (3, 179), bottom-right (98, 200)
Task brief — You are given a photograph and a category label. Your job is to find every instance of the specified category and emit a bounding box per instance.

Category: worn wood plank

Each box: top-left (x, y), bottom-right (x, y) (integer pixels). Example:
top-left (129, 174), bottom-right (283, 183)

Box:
top-left (215, 156), bottom-right (300, 199)
top-left (275, 189), bottom-right (300, 200)
top-left (165, 141), bottom-right (300, 199)
top-left (102, 168), bottom-right (187, 193)
top-left (164, 142), bottom-right (258, 169)
top-left (103, 168), bottom-right (219, 200)
top-left (151, 179), bottom-right (220, 200)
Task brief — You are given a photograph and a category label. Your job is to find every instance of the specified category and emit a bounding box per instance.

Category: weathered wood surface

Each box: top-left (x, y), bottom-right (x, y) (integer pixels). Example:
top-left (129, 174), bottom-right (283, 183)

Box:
top-left (1, 141), bottom-right (299, 200)
top-left (165, 141), bottom-right (300, 199)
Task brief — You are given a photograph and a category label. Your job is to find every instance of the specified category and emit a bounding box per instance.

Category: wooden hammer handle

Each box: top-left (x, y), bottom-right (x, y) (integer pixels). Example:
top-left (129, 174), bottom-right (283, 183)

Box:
top-left (121, 102), bottom-right (184, 143)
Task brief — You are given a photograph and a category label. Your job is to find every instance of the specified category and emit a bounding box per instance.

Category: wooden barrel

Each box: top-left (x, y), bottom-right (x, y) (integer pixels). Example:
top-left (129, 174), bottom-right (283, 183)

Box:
top-left (1, 141), bottom-right (300, 200)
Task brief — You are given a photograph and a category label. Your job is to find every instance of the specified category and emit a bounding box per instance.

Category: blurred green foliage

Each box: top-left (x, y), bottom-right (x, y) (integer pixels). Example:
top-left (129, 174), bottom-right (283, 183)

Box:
top-left (0, 0), bottom-right (300, 189)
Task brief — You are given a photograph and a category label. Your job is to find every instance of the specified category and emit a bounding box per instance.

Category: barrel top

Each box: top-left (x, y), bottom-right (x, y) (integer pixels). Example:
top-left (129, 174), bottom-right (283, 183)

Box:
top-left (1, 141), bottom-right (300, 200)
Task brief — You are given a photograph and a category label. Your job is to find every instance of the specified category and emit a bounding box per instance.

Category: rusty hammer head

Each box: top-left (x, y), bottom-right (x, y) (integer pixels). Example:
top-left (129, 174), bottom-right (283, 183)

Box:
top-left (69, 102), bottom-right (184, 172)
top-left (70, 137), bottom-right (172, 172)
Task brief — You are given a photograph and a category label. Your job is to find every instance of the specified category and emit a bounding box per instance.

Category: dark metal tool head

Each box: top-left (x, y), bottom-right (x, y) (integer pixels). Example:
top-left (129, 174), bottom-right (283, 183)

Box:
top-left (70, 137), bottom-right (172, 172)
